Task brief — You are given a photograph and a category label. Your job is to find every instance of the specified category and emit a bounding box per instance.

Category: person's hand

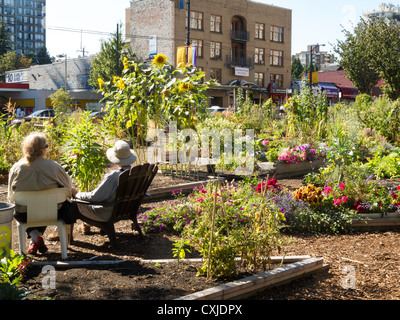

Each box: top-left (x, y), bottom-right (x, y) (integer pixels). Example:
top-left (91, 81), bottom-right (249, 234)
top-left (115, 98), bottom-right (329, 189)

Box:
top-left (71, 187), bottom-right (78, 197)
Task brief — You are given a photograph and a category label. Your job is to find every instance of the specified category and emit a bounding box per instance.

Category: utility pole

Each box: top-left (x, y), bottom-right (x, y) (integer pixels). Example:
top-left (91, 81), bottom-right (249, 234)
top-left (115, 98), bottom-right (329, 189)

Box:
top-left (186, 0), bottom-right (191, 63)
top-left (116, 24), bottom-right (120, 75)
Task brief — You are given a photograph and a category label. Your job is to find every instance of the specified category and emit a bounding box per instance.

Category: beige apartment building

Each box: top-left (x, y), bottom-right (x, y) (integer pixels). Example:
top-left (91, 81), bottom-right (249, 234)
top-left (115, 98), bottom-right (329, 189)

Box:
top-left (125, 0), bottom-right (292, 107)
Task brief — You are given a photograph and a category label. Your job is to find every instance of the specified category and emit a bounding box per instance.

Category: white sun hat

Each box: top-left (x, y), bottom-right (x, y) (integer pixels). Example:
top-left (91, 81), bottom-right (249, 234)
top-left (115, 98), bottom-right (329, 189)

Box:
top-left (106, 140), bottom-right (137, 166)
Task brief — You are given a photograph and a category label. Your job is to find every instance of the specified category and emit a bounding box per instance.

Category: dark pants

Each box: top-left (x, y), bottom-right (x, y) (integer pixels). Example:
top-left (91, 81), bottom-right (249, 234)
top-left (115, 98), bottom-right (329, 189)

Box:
top-left (13, 211), bottom-right (46, 238)
top-left (13, 200), bottom-right (78, 238)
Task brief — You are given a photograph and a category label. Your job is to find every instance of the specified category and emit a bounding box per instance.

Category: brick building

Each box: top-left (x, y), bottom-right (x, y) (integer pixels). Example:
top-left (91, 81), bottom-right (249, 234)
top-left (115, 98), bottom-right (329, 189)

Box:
top-left (125, 0), bottom-right (292, 107)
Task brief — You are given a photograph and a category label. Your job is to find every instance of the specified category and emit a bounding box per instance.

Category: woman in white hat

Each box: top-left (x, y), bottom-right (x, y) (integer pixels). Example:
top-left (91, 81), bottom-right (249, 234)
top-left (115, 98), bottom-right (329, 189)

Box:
top-left (71, 140), bottom-right (137, 224)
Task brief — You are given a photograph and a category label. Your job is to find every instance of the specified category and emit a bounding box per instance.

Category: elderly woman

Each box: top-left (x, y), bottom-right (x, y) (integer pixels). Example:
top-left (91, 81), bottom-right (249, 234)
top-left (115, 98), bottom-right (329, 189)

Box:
top-left (8, 132), bottom-right (73, 255)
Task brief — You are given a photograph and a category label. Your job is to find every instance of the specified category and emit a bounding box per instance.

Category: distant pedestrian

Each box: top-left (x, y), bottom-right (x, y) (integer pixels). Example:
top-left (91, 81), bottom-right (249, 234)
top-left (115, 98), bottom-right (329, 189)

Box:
top-left (16, 107), bottom-right (22, 118)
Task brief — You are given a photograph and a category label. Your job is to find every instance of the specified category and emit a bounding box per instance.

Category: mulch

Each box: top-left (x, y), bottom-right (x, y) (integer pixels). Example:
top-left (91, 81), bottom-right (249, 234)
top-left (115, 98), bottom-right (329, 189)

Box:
top-left (2, 174), bottom-right (400, 304)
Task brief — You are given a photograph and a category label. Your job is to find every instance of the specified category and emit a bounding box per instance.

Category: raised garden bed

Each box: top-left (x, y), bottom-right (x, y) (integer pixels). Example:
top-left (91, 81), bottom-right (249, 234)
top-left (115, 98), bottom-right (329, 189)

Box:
top-left (352, 212), bottom-right (400, 230)
top-left (176, 257), bottom-right (327, 300)
top-left (257, 159), bottom-right (325, 179)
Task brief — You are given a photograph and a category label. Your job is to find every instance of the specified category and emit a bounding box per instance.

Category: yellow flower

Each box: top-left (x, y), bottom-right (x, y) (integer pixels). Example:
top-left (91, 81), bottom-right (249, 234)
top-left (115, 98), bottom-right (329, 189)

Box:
top-left (116, 78), bottom-right (125, 90)
top-left (178, 82), bottom-right (194, 93)
top-left (98, 78), bottom-right (104, 90)
top-left (123, 57), bottom-right (129, 70)
top-left (113, 76), bottom-right (120, 83)
top-left (152, 53), bottom-right (168, 67)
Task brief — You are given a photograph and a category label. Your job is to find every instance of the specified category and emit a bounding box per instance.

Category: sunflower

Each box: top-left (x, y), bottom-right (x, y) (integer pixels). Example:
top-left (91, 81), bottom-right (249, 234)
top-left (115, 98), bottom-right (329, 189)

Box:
top-left (152, 53), bottom-right (168, 67)
top-left (116, 78), bottom-right (125, 90)
top-left (178, 82), bottom-right (194, 93)
top-left (123, 57), bottom-right (129, 70)
top-left (98, 78), bottom-right (104, 90)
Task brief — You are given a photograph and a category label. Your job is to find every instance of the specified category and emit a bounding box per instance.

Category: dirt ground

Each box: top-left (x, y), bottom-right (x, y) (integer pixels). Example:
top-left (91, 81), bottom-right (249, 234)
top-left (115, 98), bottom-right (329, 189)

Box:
top-left (1, 174), bottom-right (400, 302)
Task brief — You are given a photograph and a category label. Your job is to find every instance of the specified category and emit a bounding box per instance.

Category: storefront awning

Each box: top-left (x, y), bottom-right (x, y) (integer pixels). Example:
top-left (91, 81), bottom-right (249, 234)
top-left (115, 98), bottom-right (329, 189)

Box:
top-left (319, 83), bottom-right (339, 98)
top-left (337, 86), bottom-right (359, 99)
top-left (0, 83), bottom-right (29, 92)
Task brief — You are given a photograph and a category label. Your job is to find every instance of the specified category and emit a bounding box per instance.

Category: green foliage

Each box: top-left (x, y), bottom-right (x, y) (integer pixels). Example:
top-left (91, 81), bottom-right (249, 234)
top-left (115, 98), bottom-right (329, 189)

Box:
top-left (61, 111), bottom-right (107, 191)
top-left (354, 95), bottom-right (400, 144)
top-left (0, 250), bottom-right (30, 286)
top-left (49, 88), bottom-right (72, 125)
top-left (100, 54), bottom-right (216, 163)
top-left (172, 239), bottom-right (192, 268)
top-left (0, 51), bottom-right (33, 82)
top-left (291, 57), bottom-right (304, 80)
top-left (88, 25), bottom-right (135, 90)
top-left (335, 18), bottom-right (400, 99)
top-left (334, 20), bottom-right (380, 94)
top-left (363, 147), bottom-right (400, 179)
top-left (284, 80), bottom-right (329, 142)
top-left (0, 283), bottom-right (30, 300)
top-left (0, 21), bottom-right (12, 56)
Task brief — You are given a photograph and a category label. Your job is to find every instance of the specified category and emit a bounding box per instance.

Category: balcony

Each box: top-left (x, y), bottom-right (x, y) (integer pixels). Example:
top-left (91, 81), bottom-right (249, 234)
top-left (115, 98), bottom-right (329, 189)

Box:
top-left (231, 30), bottom-right (250, 42)
top-left (226, 55), bottom-right (253, 69)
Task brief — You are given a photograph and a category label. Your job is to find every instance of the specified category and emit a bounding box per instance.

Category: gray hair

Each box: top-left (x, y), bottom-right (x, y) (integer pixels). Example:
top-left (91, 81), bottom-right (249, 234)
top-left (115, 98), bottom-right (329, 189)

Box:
top-left (22, 132), bottom-right (48, 163)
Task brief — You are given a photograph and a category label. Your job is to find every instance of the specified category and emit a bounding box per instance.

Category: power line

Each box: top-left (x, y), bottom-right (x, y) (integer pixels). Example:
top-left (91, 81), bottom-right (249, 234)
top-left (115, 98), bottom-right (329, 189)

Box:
top-left (46, 25), bottom-right (291, 60)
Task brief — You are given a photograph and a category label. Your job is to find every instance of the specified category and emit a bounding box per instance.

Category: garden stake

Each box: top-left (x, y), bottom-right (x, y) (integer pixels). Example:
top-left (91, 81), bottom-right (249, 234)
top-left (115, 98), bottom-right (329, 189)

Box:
top-left (207, 182), bottom-right (218, 281)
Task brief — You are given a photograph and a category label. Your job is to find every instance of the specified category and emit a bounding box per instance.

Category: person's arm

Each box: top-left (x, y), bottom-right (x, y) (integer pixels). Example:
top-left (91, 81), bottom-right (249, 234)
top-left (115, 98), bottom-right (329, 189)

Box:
top-left (75, 171), bottom-right (120, 203)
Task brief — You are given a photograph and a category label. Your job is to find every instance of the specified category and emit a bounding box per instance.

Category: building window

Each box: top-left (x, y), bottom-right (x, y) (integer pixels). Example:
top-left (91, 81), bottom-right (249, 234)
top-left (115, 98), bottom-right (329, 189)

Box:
top-left (270, 74), bottom-right (283, 89)
top-left (210, 41), bottom-right (222, 59)
top-left (196, 66), bottom-right (204, 83)
top-left (191, 39), bottom-right (203, 58)
top-left (270, 50), bottom-right (283, 66)
top-left (255, 22), bottom-right (265, 40)
top-left (210, 15), bottom-right (222, 33)
top-left (271, 26), bottom-right (284, 42)
top-left (254, 48), bottom-right (265, 65)
top-left (255, 72), bottom-right (264, 87)
top-left (189, 11), bottom-right (203, 30)
top-left (210, 68), bottom-right (222, 83)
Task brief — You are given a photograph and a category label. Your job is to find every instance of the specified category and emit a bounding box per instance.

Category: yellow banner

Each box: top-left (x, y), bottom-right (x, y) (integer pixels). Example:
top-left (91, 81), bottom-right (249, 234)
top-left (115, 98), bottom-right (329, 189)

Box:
top-left (177, 46), bottom-right (186, 68)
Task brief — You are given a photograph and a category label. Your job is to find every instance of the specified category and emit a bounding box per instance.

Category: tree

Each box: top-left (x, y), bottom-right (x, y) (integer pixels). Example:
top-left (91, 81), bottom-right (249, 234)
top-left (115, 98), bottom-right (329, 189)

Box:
top-left (365, 18), bottom-right (400, 100)
top-left (88, 24), bottom-right (135, 90)
top-left (291, 57), bottom-right (304, 79)
top-left (36, 46), bottom-right (53, 65)
top-left (334, 20), bottom-right (380, 95)
top-left (0, 51), bottom-right (32, 81)
top-left (335, 18), bottom-right (400, 100)
top-left (49, 88), bottom-right (72, 125)
top-left (0, 21), bottom-right (12, 56)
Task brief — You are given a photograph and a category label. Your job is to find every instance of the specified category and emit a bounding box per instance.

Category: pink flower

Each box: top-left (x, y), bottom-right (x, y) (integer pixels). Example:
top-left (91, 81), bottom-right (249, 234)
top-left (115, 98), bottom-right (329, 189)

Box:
top-left (323, 186), bottom-right (332, 194)
top-left (197, 197), bottom-right (204, 202)
top-left (341, 196), bottom-right (348, 203)
top-left (261, 140), bottom-right (269, 146)
top-left (339, 183), bottom-right (345, 191)
top-left (333, 198), bottom-right (342, 205)
top-left (200, 189), bottom-right (207, 194)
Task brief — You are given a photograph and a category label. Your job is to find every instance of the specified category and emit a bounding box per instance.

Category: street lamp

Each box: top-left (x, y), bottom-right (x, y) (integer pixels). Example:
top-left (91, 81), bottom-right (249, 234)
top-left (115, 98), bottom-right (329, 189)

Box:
top-left (56, 54), bottom-right (67, 90)
top-left (308, 44), bottom-right (325, 87)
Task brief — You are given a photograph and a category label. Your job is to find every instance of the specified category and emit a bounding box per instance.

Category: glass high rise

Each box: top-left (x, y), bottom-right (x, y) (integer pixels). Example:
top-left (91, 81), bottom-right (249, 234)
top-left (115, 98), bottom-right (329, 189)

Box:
top-left (0, 0), bottom-right (46, 55)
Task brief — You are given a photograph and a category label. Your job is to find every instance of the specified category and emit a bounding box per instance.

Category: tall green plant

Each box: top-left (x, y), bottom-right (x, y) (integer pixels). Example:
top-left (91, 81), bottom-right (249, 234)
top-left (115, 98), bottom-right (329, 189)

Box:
top-left (285, 80), bottom-right (329, 142)
top-left (61, 111), bottom-right (107, 191)
top-left (99, 53), bottom-right (216, 161)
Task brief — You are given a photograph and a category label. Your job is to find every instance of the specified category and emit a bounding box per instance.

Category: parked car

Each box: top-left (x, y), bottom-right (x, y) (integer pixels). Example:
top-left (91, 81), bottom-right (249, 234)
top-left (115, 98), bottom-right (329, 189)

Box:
top-left (12, 109), bottom-right (55, 125)
top-left (89, 111), bottom-right (107, 123)
top-left (208, 106), bottom-right (226, 114)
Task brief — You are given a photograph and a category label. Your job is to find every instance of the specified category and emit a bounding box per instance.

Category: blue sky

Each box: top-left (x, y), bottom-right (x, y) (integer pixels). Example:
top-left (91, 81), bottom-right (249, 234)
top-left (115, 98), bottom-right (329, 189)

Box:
top-left (46, 0), bottom-right (390, 59)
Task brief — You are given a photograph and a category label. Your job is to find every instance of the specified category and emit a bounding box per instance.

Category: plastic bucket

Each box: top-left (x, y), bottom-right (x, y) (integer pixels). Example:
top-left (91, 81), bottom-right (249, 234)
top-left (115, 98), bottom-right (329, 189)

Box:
top-left (0, 202), bottom-right (15, 259)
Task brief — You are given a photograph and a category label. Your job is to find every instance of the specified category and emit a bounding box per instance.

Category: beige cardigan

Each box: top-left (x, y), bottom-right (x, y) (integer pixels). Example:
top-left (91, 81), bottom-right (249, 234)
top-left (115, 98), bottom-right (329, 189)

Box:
top-left (8, 157), bottom-right (72, 211)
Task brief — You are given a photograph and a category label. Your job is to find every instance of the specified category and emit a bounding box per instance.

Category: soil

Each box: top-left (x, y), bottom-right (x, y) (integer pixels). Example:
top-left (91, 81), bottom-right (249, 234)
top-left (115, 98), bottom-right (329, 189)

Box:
top-left (1, 173), bottom-right (400, 303)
